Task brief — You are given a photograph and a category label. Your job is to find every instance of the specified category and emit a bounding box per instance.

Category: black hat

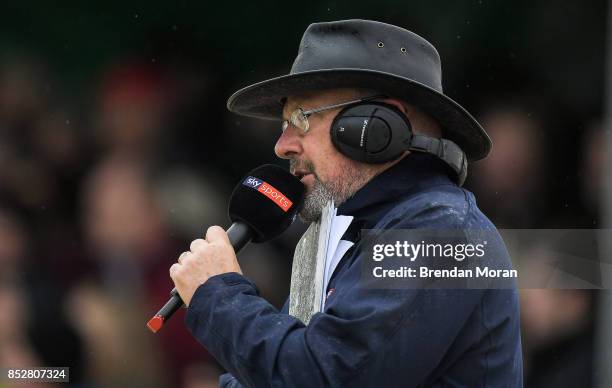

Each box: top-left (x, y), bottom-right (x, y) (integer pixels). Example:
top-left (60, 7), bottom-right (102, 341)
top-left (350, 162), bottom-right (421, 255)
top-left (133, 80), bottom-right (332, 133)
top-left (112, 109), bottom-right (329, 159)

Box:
top-left (227, 19), bottom-right (491, 161)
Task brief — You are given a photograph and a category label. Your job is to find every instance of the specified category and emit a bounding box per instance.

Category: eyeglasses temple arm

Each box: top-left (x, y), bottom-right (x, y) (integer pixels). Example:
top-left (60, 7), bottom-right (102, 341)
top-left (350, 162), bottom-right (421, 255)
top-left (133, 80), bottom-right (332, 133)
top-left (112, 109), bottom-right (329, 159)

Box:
top-left (302, 94), bottom-right (387, 116)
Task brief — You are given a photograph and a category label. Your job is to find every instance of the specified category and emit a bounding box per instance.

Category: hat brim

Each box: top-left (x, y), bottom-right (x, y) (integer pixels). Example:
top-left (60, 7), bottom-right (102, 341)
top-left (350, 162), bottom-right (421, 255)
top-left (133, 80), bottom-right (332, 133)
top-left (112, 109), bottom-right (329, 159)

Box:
top-left (227, 69), bottom-right (491, 161)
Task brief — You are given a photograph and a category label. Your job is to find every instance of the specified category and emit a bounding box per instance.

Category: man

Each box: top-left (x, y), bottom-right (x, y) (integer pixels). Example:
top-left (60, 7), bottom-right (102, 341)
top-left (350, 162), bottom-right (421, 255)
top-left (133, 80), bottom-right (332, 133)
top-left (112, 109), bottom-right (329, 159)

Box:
top-left (170, 20), bottom-right (523, 387)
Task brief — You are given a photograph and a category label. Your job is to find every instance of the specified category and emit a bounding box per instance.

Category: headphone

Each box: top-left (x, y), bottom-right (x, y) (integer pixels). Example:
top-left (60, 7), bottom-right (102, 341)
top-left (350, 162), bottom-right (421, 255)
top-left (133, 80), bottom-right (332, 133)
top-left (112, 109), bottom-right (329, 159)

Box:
top-left (330, 102), bottom-right (468, 186)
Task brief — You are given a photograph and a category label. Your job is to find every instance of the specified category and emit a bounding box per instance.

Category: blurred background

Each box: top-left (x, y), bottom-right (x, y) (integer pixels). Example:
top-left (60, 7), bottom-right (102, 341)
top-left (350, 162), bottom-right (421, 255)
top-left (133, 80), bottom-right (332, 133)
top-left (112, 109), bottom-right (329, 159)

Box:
top-left (0, 1), bottom-right (608, 387)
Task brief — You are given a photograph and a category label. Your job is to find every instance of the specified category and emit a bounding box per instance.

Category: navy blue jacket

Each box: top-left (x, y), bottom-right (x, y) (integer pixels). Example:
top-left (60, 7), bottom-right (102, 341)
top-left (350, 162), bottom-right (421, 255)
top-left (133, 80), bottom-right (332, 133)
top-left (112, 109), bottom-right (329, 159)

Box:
top-left (185, 154), bottom-right (524, 387)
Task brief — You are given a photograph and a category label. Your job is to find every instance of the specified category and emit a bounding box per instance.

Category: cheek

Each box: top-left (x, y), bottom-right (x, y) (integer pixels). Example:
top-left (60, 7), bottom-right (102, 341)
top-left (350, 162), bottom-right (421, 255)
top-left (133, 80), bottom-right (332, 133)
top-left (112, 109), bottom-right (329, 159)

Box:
top-left (302, 120), bottom-right (352, 182)
top-left (314, 151), bottom-right (354, 185)
top-left (306, 139), bottom-right (340, 178)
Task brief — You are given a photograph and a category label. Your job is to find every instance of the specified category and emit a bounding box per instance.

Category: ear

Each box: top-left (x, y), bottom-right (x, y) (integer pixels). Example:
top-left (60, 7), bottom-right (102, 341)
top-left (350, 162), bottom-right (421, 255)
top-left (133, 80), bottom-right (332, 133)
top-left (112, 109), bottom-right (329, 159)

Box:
top-left (379, 98), bottom-right (408, 115)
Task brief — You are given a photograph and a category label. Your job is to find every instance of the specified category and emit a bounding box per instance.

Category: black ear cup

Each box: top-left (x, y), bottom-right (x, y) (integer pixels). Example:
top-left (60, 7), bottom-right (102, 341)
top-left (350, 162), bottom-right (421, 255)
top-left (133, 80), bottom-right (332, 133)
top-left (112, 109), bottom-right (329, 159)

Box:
top-left (330, 102), bottom-right (412, 164)
top-left (330, 101), bottom-right (468, 186)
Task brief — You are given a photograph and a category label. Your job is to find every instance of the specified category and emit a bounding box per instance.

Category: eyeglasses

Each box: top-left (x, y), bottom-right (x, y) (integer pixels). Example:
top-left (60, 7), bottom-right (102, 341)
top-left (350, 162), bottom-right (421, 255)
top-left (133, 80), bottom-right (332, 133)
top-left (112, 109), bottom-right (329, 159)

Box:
top-left (282, 94), bottom-right (386, 134)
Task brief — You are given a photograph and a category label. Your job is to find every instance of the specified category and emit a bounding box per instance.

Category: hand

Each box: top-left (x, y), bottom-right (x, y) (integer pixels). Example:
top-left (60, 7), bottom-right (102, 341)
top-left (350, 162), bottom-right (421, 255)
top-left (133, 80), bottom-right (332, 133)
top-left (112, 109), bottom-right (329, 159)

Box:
top-left (169, 226), bottom-right (242, 306)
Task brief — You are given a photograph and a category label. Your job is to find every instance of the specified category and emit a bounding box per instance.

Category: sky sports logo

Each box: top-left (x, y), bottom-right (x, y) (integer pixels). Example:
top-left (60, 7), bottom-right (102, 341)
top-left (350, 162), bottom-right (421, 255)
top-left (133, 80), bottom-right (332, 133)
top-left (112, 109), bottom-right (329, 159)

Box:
top-left (242, 176), bottom-right (293, 212)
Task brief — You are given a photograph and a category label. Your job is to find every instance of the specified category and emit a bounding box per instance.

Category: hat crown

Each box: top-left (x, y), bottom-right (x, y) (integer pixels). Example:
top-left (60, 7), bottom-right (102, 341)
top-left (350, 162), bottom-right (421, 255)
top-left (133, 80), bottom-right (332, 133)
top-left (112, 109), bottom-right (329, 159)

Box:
top-left (291, 19), bottom-right (443, 92)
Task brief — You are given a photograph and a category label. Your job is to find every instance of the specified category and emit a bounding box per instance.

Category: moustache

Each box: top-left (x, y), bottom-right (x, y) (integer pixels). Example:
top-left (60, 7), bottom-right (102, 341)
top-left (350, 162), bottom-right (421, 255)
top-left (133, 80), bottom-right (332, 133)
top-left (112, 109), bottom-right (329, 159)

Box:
top-left (289, 159), bottom-right (316, 175)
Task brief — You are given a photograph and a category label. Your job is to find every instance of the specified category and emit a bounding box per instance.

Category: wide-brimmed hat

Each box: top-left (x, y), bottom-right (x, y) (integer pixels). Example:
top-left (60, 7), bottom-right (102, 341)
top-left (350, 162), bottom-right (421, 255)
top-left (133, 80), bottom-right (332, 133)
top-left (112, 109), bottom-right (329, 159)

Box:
top-left (227, 19), bottom-right (491, 160)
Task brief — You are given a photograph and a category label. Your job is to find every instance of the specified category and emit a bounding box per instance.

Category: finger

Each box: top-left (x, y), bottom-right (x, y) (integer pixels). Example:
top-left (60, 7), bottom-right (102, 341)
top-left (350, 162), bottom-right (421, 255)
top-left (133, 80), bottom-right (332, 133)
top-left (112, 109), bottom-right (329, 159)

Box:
top-left (205, 225), bottom-right (230, 243)
top-left (190, 239), bottom-right (207, 252)
top-left (178, 251), bottom-right (190, 264)
top-left (169, 263), bottom-right (180, 278)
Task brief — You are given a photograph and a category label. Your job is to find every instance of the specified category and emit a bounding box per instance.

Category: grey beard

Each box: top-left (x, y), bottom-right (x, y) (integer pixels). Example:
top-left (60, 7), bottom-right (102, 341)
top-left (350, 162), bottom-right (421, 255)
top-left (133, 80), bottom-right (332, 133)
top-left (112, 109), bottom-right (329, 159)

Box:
top-left (298, 177), bottom-right (334, 223)
top-left (298, 168), bottom-right (369, 223)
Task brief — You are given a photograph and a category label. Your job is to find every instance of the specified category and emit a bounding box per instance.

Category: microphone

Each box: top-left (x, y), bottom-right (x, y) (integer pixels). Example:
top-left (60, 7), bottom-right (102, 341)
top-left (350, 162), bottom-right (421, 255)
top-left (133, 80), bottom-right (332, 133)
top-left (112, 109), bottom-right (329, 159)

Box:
top-left (147, 164), bottom-right (305, 333)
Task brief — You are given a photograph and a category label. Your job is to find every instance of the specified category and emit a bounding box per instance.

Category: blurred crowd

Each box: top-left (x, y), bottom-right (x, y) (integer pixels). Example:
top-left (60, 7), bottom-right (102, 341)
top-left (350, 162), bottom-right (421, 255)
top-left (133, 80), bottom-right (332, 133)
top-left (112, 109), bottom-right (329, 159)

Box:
top-left (470, 100), bottom-right (604, 387)
top-left (0, 53), bottom-right (302, 387)
top-left (0, 42), bottom-right (606, 387)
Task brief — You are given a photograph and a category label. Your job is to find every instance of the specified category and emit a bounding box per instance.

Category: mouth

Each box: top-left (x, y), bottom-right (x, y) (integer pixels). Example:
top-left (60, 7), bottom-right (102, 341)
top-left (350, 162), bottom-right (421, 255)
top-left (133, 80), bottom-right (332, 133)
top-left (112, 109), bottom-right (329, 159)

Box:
top-left (292, 169), bottom-right (313, 182)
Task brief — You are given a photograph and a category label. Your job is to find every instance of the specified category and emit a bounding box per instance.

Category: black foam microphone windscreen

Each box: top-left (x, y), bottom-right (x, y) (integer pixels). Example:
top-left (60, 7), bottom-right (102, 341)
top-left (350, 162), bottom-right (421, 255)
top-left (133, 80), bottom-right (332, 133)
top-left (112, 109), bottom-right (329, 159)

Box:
top-left (229, 164), bottom-right (305, 242)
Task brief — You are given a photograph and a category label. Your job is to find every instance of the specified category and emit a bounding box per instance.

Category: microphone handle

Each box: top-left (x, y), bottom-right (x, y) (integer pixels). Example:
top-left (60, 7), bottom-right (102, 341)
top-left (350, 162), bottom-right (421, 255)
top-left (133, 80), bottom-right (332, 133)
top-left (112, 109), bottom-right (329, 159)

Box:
top-left (147, 222), bottom-right (253, 333)
top-left (226, 221), bottom-right (254, 252)
top-left (168, 221), bottom-right (252, 297)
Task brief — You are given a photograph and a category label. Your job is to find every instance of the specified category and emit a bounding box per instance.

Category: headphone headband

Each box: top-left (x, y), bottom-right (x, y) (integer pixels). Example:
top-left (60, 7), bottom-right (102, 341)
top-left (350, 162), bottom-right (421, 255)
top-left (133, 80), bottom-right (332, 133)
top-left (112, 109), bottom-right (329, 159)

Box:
top-left (406, 135), bottom-right (467, 186)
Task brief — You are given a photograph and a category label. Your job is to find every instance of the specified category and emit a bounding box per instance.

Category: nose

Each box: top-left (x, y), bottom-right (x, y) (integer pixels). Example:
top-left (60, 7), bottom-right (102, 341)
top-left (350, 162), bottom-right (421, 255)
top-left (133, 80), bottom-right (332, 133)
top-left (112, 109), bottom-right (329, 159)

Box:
top-left (274, 125), bottom-right (303, 159)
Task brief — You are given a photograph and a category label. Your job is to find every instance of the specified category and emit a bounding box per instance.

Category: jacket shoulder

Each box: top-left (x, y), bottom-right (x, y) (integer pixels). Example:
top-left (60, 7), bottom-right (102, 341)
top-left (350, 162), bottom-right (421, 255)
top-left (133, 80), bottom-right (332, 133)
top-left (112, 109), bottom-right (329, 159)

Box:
top-left (377, 183), bottom-right (490, 230)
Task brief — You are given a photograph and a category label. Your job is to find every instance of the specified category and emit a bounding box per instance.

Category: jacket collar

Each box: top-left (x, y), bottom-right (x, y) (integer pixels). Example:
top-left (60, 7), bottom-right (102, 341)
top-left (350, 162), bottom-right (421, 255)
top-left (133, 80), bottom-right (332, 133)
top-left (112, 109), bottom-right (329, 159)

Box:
top-left (336, 153), bottom-right (455, 228)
